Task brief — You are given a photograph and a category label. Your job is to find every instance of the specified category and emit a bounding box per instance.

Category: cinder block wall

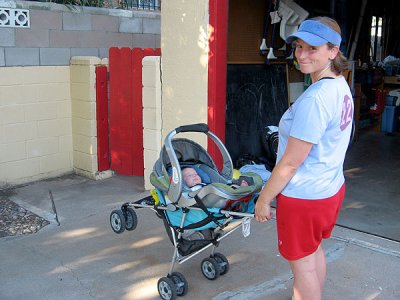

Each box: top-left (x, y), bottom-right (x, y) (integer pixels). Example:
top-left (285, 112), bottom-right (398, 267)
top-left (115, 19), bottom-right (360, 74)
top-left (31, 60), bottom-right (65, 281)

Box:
top-left (70, 56), bottom-right (112, 180)
top-left (142, 56), bottom-right (162, 190)
top-left (0, 0), bottom-right (160, 67)
top-left (0, 66), bottom-right (72, 187)
top-left (0, 2), bottom-right (161, 187)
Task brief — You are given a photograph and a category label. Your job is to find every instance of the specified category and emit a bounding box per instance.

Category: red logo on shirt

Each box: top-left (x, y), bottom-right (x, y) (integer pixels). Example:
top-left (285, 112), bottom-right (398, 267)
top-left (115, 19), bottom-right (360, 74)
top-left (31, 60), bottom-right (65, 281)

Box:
top-left (340, 95), bottom-right (353, 131)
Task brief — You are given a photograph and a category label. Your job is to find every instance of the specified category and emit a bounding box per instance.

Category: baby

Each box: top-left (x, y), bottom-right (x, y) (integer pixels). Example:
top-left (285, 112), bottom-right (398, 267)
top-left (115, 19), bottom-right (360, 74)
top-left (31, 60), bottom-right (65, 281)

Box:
top-left (182, 167), bottom-right (203, 188)
top-left (182, 167), bottom-right (249, 190)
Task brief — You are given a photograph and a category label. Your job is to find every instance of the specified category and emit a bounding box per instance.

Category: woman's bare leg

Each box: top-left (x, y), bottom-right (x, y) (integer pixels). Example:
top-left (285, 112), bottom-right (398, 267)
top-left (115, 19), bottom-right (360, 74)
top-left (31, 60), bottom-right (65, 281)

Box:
top-left (289, 245), bottom-right (326, 300)
top-left (315, 245), bottom-right (326, 291)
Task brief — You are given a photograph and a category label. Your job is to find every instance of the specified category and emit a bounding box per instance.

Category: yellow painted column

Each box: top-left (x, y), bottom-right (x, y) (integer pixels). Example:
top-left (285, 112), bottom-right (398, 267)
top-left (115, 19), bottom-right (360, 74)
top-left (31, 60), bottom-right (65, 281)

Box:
top-left (70, 56), bottom-right (112, 180)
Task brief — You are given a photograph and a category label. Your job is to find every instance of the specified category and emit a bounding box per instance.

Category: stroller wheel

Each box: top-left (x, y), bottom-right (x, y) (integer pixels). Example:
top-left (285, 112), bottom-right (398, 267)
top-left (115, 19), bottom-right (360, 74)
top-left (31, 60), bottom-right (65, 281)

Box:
top-left (123, 207), bottom-right (138, 231)
top-left (213, 253), bottom-right (230, 275)
top-left (110, 210), bottom-right (126, 234)
top-left (169, 272), bottom-right (188, 296)
top-left (201, 257), bottom-right (220, 280)
top-left (158, 276), bottom-right (177, 300)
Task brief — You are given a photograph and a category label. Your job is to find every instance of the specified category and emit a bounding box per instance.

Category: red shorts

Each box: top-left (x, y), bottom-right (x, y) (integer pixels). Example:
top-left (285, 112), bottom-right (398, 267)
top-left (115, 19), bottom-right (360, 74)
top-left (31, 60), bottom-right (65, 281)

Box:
top-left (276, 183), bottom-right (345, 261)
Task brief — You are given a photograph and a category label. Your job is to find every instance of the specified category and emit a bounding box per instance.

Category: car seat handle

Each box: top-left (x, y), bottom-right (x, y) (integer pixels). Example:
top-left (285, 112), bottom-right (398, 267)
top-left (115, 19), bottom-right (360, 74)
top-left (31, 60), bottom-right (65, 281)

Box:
top-left (175, 123), bottom-right (209, 133)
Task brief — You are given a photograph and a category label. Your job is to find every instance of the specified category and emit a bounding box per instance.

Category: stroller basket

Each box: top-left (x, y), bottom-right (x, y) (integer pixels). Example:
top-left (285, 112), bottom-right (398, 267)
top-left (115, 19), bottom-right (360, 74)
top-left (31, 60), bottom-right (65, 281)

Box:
top-left (109, 123), bottom-right (263, 300)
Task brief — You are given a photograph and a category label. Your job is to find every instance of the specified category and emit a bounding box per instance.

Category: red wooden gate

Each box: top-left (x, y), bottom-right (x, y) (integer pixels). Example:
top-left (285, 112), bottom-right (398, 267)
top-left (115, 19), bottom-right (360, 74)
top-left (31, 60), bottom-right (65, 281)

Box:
top-left (107, 47), bottom-right (161, 176)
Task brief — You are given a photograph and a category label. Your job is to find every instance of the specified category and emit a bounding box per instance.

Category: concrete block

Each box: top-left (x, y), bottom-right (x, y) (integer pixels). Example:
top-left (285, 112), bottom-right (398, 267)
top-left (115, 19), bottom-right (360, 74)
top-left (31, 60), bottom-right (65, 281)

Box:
top-left (142, 55), bottom-right (159, 66)
top-left (92, 14), bottom-right (118, 32)
top-left (37, 118), bottom-right (72, 138)
top-left (70, 56), bottom-right (101, 66)
top-left (0, 48), bottom-right (5, 66)
top-left (0, 28), bottom-right (15, 46)
top-left (99, 48), bottom-right (109, 58)
top-left (155, 34), bottom-right (160, 48)
top-left (0, 125), bottom-right (3, 144)
top-left (40, 48), bottom-right (71, 66)
top-left (15, 28), bottom-right (49, 47)
top-left (71, 82), bottom-right (96, 102)
top-left (57, 100), bottom-right (72, 118)
top-left (144, 148), bottom-right (158, 169)
top-left (143, 128), bottom-right (162, 151)
top-left (0, 1), bottom-right (16, 8)
top-left (35, 83), bottom-right (70, 102)
top-left (40, 152), bottom-right (72, 173)
top-left (0, 142), bottom-right (26, 163)
top-left (143, 17), bottom-right (160, 34)
top-left (29, 10), bottom-right (62, 30)
top-left (70, 64), bottom-right (92, 82)
top-left (143, 87), bottom-right (156, 108)
top-left (71, 48), bottom-right (99, 57)
top-left (72, 134), bottom-right (97, 155)
top-left (71, 117), bottom-right (96, 136)
top-left (26, 137), bottom-right (59, 158)
top-left (108, 32), bottom-right (133, 47)
top-left (25, 121), bottom-right (38, 141)
top-left (119, 17), bottom-right (142, 33)
top-left (71, 99), bottom-right (96, 120)
top-left (5, 47), bottom-right (39, 66)
top-left (24, 102), bottom-right (58, 121)
top-left (130, 10), bottom-right (160, 20)
top-left (143, 107), bottom-right (162, 131)
top-left (1, 66), bottom-right (70, 85)
top-left (73, 150), bottom-right (97, 172)
top-left (0, 84), bottom-right (37, 105)
top-left (1, 158), bottom-right (40, 181)
top-left (1, 123), bottom-right (27, 143)
top-left (49, 30), bottom-right (82, 48)
top-left (144, 148), bottom-right (158, 190)
top-left (132, 33), bottom-right (156, 48)
top-left (59, 135), bottom-right (73, 152)
top-left (0, 105), bottom-right (24, 125)
top-left (63, 12), bottom-right (91, 31)
top-left (79, 31), bottom-right (110, 48)
top-left (143, 65), bottom-right (157, 87)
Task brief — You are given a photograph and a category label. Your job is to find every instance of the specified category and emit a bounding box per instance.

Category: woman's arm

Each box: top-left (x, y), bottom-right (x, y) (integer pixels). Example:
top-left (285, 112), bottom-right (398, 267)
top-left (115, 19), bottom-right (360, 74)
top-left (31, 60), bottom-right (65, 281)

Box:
top-left (255, 136), bottom-right (313, 222)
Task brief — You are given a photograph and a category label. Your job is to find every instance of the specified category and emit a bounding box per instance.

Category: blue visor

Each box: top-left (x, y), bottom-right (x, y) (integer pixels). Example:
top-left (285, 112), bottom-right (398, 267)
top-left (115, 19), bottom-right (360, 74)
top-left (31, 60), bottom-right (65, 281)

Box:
top-left (286, 20), bottom-right (342, 46)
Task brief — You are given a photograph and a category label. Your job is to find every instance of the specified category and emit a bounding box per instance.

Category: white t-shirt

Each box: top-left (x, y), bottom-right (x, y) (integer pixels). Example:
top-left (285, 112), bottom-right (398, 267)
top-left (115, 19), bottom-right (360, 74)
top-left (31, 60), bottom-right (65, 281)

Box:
top-left (277, 76), bottom-right (353, 199)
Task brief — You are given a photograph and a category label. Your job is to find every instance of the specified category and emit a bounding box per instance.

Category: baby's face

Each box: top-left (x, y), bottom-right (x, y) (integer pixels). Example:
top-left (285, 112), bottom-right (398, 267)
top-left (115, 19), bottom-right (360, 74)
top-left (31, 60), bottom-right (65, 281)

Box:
top-left (182, 168), bottom-right (202, 187)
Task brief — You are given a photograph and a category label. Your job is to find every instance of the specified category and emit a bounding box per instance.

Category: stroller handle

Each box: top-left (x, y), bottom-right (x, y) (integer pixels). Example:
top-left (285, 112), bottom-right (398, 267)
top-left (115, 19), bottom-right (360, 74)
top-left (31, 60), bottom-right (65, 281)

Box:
top-left (176, 123), bottom-right (209, 133)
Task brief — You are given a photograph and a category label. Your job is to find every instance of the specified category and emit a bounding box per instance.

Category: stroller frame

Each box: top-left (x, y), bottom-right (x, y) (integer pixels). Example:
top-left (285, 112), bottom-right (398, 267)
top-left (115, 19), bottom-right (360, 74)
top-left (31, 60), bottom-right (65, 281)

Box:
top-left (109, 124), bottom-right (260, 300)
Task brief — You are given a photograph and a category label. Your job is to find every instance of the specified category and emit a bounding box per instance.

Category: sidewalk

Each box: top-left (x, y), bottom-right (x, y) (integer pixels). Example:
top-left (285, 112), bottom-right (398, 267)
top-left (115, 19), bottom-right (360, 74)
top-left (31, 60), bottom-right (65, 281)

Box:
top-left (0, 174), bottom-right (399, 300)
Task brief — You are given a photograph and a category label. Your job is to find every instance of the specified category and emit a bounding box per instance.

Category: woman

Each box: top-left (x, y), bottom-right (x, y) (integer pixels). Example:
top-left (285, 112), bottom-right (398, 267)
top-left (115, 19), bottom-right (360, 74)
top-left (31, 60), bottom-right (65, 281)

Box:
top-left (255, 16), bottom-right (353, 300)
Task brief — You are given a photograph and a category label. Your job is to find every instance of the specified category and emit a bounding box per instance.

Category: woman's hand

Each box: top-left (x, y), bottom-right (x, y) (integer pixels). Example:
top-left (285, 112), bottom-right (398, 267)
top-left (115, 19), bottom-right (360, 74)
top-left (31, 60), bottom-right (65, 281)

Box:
top-left (255, 199), bottom-right (273, 222)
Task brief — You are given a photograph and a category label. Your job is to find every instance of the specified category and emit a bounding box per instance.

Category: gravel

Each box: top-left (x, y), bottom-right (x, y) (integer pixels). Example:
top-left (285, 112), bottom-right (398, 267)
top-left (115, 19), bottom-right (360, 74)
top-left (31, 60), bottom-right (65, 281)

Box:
top-left (0, 197), bottom-right (49, 238)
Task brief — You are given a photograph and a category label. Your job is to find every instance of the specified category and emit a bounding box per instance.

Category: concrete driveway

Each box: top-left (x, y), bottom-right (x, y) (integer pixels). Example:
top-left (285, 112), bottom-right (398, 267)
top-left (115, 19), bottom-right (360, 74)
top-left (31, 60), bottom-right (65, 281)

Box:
top-left (1, 174), bottom-right (399, 299)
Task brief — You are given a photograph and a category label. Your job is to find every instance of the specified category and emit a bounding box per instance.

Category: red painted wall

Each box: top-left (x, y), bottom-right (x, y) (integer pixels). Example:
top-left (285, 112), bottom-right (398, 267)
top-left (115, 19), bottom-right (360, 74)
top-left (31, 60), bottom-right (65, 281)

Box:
top-left (208, 0), bottom-right (228, 169)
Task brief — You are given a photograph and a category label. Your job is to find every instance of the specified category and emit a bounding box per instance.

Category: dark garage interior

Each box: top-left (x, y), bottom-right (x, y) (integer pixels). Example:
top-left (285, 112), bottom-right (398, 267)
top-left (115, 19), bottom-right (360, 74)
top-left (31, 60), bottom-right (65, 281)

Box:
top-left (225, 0), bottom-right (400, 241)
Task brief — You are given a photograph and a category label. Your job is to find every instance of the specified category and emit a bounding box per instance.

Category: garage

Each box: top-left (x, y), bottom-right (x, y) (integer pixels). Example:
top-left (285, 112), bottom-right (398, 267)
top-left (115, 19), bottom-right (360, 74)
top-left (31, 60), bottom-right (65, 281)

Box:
top-left (224, 0), bottom-right (400, 241)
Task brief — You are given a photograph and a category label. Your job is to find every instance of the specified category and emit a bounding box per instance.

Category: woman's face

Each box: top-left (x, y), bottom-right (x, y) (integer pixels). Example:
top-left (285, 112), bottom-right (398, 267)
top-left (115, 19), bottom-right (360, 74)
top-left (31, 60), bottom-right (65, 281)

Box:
top-left (294, 39), bottom-right (337, 75)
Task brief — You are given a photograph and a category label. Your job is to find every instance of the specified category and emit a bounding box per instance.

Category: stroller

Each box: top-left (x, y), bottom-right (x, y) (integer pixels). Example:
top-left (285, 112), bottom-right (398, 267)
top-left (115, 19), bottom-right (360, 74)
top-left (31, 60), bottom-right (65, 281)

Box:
top-left (109, 123), bottom-right (263, 300)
